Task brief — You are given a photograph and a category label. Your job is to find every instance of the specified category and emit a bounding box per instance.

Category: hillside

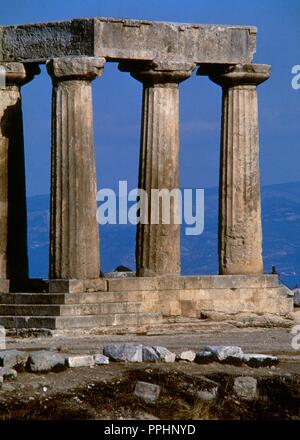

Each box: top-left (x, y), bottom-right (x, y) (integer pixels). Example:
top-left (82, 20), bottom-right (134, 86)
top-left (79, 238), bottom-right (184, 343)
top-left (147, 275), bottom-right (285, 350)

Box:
top-left (27, 182), bottom-right (300, 288)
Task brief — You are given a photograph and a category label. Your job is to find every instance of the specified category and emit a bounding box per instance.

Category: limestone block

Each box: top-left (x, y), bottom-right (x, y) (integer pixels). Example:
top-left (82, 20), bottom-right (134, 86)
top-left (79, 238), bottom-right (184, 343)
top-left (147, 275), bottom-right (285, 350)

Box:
top-left (48, 280), bottom-right (84, 293)
top-left (1, 19), bottom-right (256, 64)
top-left (107, 278), bottom-right (158, 292)
top-left (233, 376), bottom-right (257, 400)
top-left (103, 343), bottom-right (143, 362)
top-left (134, 381), bottom-right (161, 404)
top-left (0, 349), bottom-right (28, 370)
top-left (178, 350), bottom-right (196, 362)
top-left (66, 355), bottom-right (95, 368)
top-left (205, 345), bottom-right (243, 361)
top-left (142, 346), bottom-right (160, 363)
top-left (94, 354), bottom-right (109, 365)
top-left (83, 278), bottom-right (107, 292)
top-left (27, 351), bottom-right (66, 372)
top-left (152, 346), bottom-right (176, 363)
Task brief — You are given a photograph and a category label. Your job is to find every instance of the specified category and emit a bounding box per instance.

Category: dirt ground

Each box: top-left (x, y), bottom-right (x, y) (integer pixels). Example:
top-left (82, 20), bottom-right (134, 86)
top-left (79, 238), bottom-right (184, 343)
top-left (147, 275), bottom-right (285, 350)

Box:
top-left (0, 323), bottom-right (300, 420)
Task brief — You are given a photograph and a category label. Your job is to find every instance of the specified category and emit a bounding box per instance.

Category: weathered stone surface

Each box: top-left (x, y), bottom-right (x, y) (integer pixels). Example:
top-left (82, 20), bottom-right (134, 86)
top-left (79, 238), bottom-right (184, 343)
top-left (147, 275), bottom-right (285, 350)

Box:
top-left (94, 354), bottom-right (109, 365)
top-left (27, 351), bottom-right (66, 373)
top-left (0, 376), bottom-right (3, 388)
top-left (0, 349), bottom-right (28, 370)
top-left (205, 345), bottom-right (243, 361)
top-left (47, 56), bottom-right (103, 279)
top-left (0, 19), bottom-right (256, 64)
top-left (178, 350), bottom-right (196, 362)
top-left (202, 64), bottom-right (270, 275)
top-left (195, 351), bottom-right (215, 364)
top-left (293, 289), bottom-right (300, 307)
top-left (103, 343), bottom-right (143, 362)
top-left (121, 62), bottom-right (194, 276)
top-left (142, 346), bottom-right (160, 363)
top-left (134, 381), bottom-right (161, 404)
top-left (240, 353), bottom-right (279, 367)
top-left (83, 278), bottom-right (107, 292)
top-left (66, 355), bottom-right (95, 368)
top-left (233, 376), bottom-right (257, 400)
top-left (182, 274), bottom-right (280, 289)
top-left (0, 367), bottom-right (17, 380)
top-left (47, 56), bottom-right (104, 80)
top-left (176, 376), bottom-right (219, 401)
top-left (106, 274), bottom-right (282, 291)
top-left (0, 280), bottom-right (293, 334)
top-left (48, 280), bottom-right (84, 293)
top-left (152, 346), bottom-right (176, 363)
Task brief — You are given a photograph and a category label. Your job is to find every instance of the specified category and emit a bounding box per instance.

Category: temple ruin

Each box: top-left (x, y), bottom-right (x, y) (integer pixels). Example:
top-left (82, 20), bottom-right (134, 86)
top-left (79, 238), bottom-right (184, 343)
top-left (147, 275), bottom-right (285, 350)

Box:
top-left (0, 18), bottom-right (293, 333)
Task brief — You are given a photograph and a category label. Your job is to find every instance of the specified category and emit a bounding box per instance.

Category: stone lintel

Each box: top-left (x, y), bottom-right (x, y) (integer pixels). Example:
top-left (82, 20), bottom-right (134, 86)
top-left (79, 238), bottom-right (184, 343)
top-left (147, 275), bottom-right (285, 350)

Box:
top-left (0, 18), bottom-right (256, 64)
top-left (198, 63), bottom-right (271, 86)
top-left (46, 56), bottom-right (105, 80)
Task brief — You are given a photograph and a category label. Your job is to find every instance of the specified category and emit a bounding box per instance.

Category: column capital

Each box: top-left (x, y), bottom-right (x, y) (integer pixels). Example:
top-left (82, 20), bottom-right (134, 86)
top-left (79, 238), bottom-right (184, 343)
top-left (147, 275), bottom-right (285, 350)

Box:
top-left (119, 60), bottom-right (195, 86)
top-left (0, 62), bottom-right (40, 87)
top-left (46, 56), bottom-right (106, 81)
top-left (198, 63), bottom-right (271, 87)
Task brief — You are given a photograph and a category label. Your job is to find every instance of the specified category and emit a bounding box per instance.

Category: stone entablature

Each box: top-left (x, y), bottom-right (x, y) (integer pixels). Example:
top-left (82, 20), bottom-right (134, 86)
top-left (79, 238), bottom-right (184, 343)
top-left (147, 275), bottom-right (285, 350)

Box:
top-left (0, 18), bottom-right (256, 64)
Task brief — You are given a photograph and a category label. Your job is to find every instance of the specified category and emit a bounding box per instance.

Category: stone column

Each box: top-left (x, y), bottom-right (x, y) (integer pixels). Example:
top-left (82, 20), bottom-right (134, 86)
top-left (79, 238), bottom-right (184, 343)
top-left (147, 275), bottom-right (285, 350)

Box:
top-left (0, 62), bottom-right (40, 283)
top-left (46, 57), bottom-right (105, 280)
top-left (205, 64), bottom-right (271, 274)
top-left (119, 61), bottom-right (195, 276)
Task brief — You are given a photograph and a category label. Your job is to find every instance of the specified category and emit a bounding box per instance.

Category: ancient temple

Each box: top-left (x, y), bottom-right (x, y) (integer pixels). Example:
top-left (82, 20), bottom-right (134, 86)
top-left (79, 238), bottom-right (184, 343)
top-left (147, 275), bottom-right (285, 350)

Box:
top-left (0, 18), bottom-right (292, 334)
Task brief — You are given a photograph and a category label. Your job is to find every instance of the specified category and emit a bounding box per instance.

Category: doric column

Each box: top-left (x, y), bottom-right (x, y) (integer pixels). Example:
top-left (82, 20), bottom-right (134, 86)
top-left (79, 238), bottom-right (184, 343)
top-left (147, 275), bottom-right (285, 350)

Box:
top-left (203, 64), bottom-right (271, 274)
top-left (119, 61), bottom-right (195, 276)
top-left (0, 62), bottom-right (40, 283)
top-left (46, 57), bottom-right (105, 280)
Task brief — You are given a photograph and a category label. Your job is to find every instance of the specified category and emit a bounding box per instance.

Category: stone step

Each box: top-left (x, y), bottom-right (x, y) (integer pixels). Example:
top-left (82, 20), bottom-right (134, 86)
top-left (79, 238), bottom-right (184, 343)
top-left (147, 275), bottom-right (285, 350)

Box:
top-left (0, 291), bottom-right (156, 305)
top-left (0, 293), bottom-right (67, 305)
top-left (55, 312), bottom-right (162, 329)
top-left (107, 275), bottom-right (280, 292)
top-left (0, 312), bottom-right (162, 330)
top-left (0, 301), bottom-right (144, 316)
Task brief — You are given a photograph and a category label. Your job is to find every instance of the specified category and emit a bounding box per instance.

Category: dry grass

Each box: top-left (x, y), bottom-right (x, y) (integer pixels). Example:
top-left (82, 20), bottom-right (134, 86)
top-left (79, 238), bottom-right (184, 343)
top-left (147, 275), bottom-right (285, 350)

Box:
top-left (173, 398), bottom-right (214, 420)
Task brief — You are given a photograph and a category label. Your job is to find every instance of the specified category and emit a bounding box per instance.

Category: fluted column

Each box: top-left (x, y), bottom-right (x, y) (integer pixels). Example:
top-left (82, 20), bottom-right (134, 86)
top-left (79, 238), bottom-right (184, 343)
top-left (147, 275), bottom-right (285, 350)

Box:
top-left (46, 57), bottom-right (105, 279)
top-left (207, 64), bottom-right (271, 274)
top-left (120, 61), bottom-right (195, 276)
top-left (0, 62), bottom-right (40, 283)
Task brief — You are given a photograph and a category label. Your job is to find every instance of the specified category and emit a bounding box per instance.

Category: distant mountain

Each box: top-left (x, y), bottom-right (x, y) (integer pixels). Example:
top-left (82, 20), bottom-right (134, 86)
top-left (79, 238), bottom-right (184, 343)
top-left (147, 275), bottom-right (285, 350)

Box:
top-left (26, 181), bottom-right (300, 288)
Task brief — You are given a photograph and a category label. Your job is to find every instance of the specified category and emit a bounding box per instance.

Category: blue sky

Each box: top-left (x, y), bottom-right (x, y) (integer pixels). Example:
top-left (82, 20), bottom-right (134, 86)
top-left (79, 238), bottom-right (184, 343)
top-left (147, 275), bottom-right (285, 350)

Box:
top-left (1, 0), bottom-right (300, 196)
